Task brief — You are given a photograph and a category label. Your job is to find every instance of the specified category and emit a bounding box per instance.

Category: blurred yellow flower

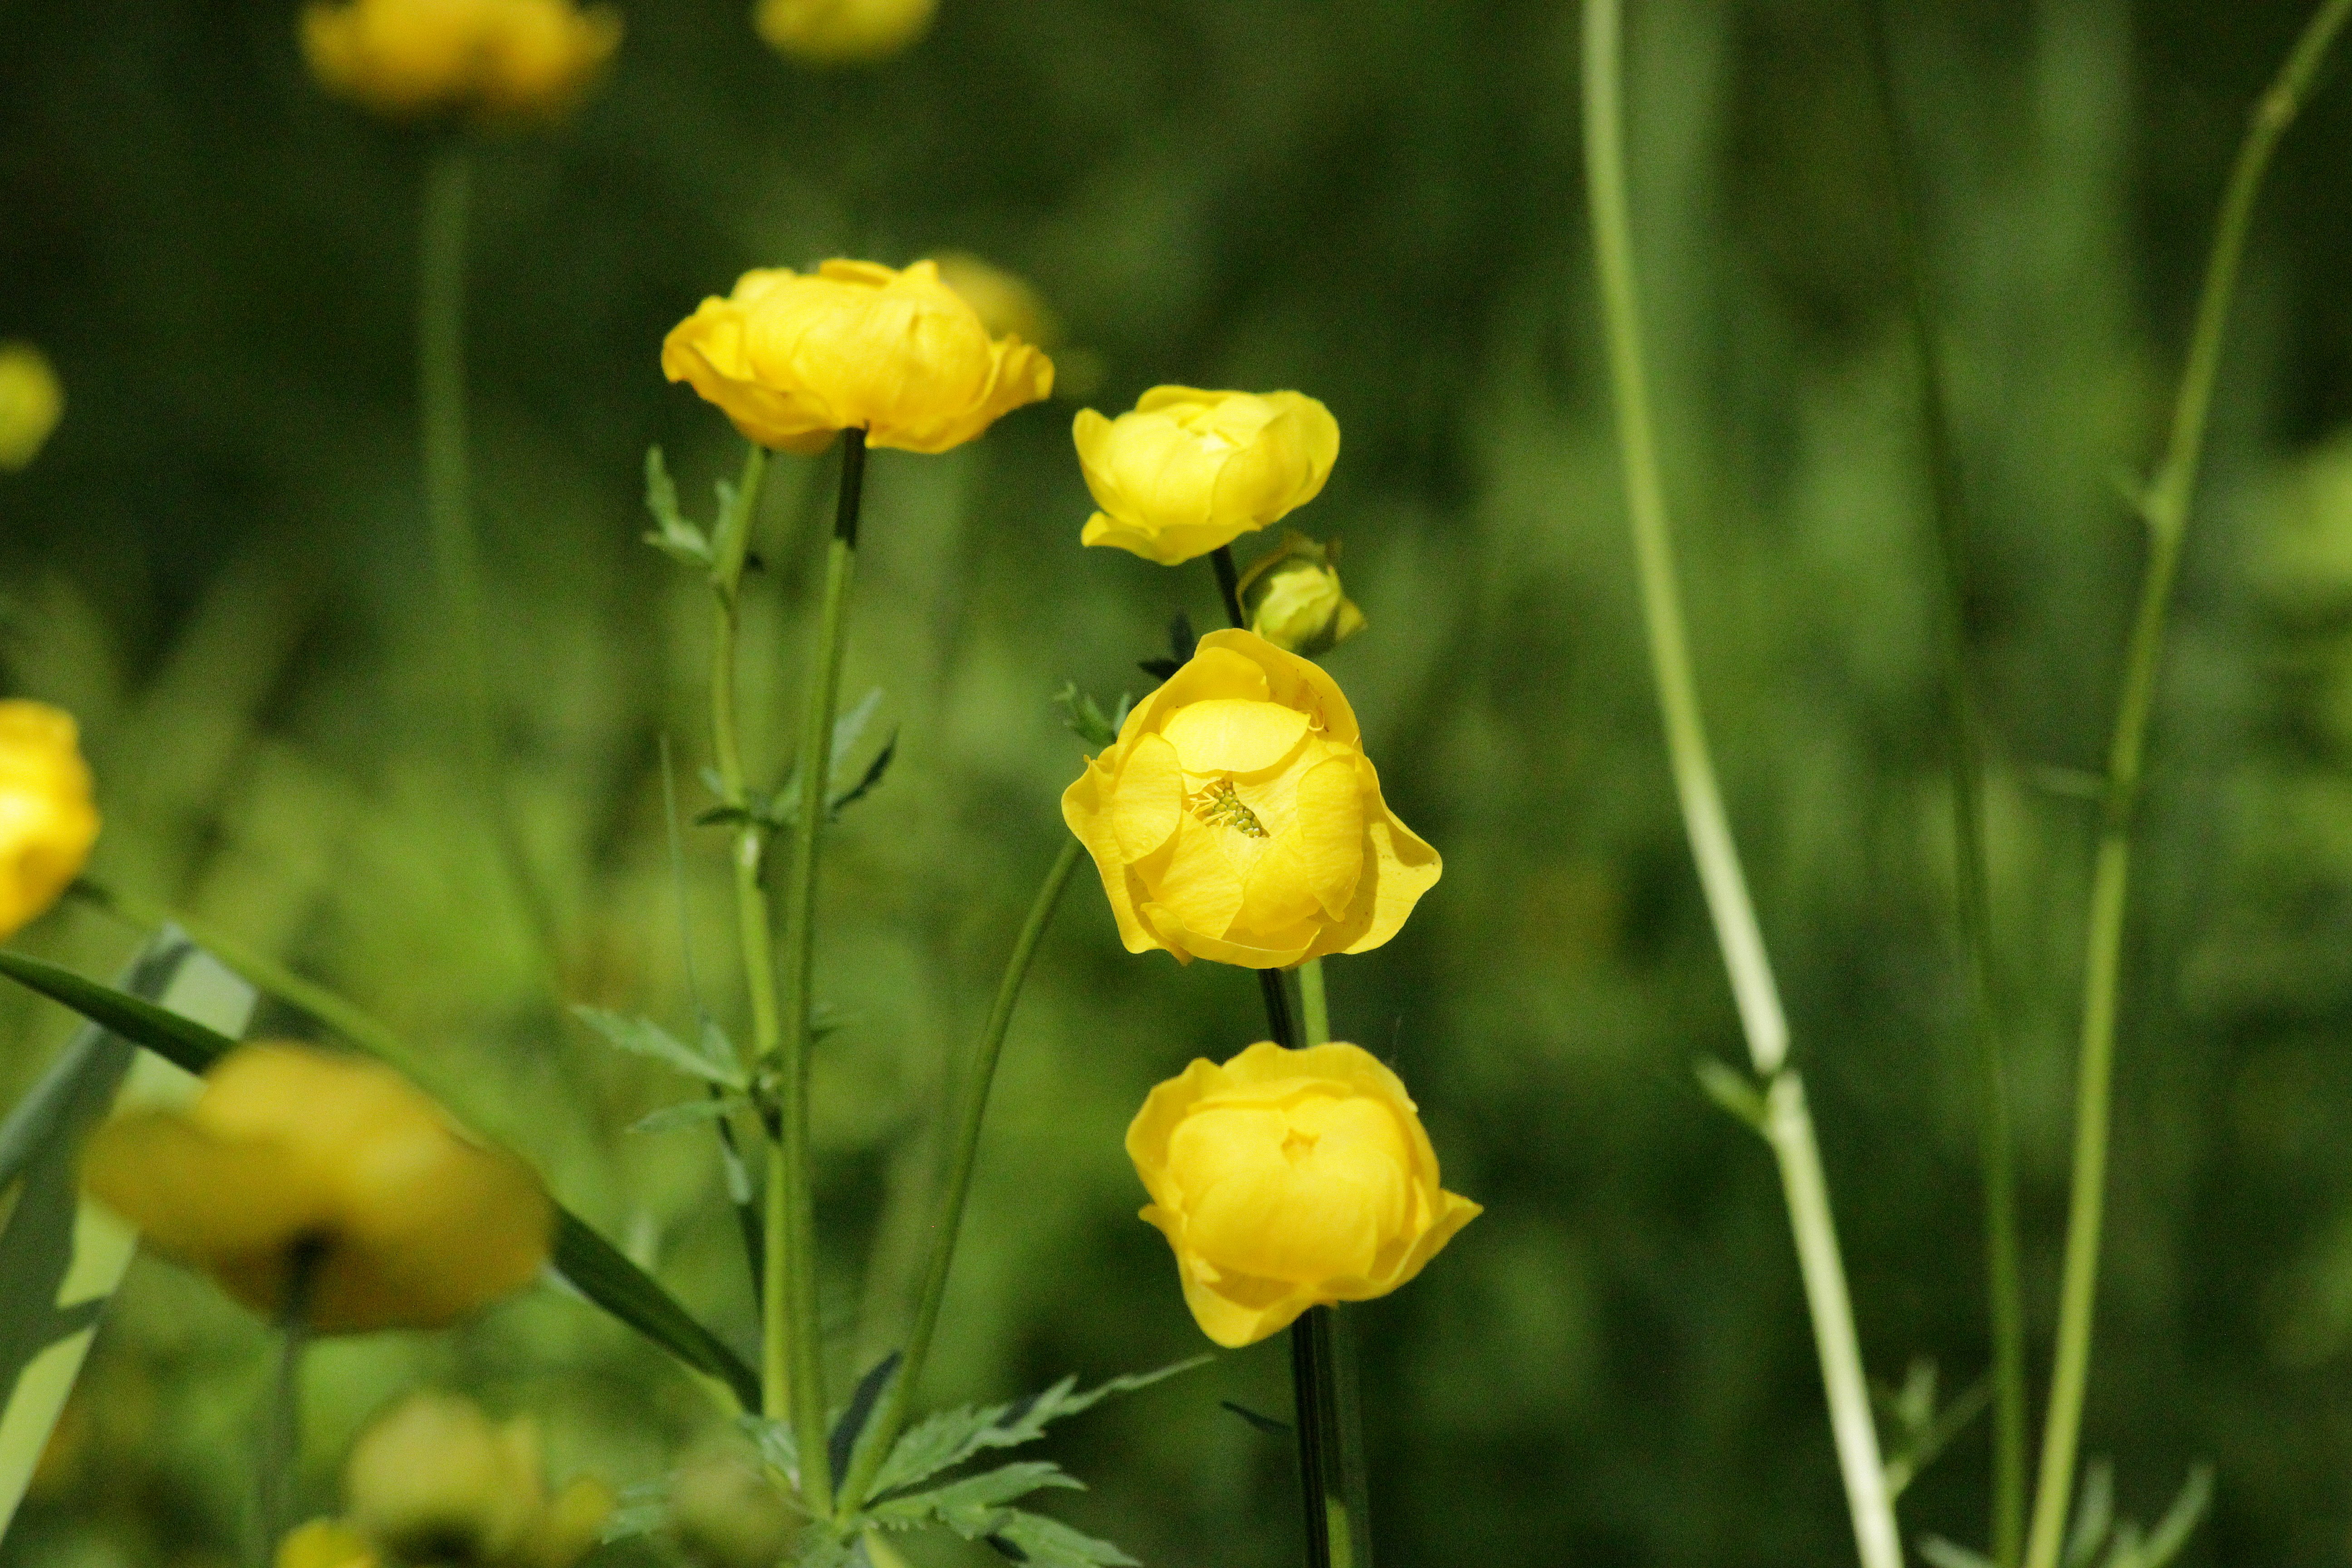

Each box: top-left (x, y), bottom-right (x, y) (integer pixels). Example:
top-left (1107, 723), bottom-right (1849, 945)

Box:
top-left (0, 701), bottom-right (100, 942)
top-left (1073, 386), bottom-right (1339, 565)
top-left (277, 1520), bottom-right (379, 1568)
top-left (667, 1449), bottom-right (796, 1568)
top-left (344, 1392), bottom-right (611, 1568)
top-left (0, 343), bottom-right (64, 472)
top-left (83, 1043), bottom-right (552, 1332)
top-left (1127, 1040), bottom-right (1480, 1347)
top-left (663, 259), bottom-right (1054, 455)
top-left (1240, 532), bottom-right (1366, 657)
top-left (301, 0), bottom-right (622, 121)
top-left (933, 252), bottom-right (1060, 352)
top-left (753, 0), bottom-right (936, 65)
top-left (1062, 629), bottom-right (1439, 968)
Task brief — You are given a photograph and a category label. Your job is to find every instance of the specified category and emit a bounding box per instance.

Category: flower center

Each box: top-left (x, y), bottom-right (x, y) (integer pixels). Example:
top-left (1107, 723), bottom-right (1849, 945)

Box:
top-left (1192, 779), bottom-right (1267, 838)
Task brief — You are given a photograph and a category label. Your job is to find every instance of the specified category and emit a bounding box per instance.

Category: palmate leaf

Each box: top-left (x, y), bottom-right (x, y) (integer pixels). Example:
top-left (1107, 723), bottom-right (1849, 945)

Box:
top-left (0, 948), bottom-right (762, 1414)
top-left (574, 1006), bottom-right (746, 1089)
top-left (642, 447), bottom-right (714, 568)
top-left (629, 1096), bottom-right (748, 1135)
top-left (866, 1461), bottom-right (1078, 1529)
top-left (980, 1509), bottom-right (1141, 1568)
top-left (867, 1357), bottom-right (1208, 1500)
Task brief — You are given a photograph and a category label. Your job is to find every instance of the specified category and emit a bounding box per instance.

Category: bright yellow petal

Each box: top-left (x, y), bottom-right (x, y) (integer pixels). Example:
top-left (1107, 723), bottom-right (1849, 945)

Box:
top-left (1160, 699), bottom-right (1310, 778)
top-left (1110, 733), bottom-right (1184, 861)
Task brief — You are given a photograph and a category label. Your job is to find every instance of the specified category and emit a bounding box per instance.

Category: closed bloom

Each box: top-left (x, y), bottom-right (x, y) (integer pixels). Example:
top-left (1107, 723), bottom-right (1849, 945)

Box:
top-left (1240, 532), bottom-right (1366, 657)
top-left (1128, 1041), bottom-right (1480, 1348)
top-left (1062, 630), bottom-right (1439, 968)
top-left (0, 701), bottom-right (100, 942)
top-left (662, 260), bottom-right (1053, 455)
top-left (1074, 387), bottom-right (1339, 565)
top-left (344, 1392), bottom-right (611, 1568)
top-left (277, 1521), bottom-right (377, 1568)
top-left (301, 0), bottom-right (621, 121)
top-left (754, 0), bottom-right (935, 66)
top-left (0, 343), bottom-right (64, 472)
top-left (83, 1044), bottom-right (552, 1332)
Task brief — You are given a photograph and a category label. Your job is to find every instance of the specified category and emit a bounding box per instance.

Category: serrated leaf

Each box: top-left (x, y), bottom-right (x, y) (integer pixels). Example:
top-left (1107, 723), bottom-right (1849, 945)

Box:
top-left (869, 1462), bottom-right (1079, 1528)
top-left (868, 1357), bottom-right (1208, 1499)
top-left (701, 1018), bottom-right (743, 1078)
top-left (791, 1527), bottom-right (857, 1568)
top-left (1054, 683), bottom-right (1121, 749)
top-left (643, 447), bottom-right (713, 566)
top-left (980, 1510), bottom-right (1138, 1568)
top-left (574, 1006), bottom-right (747, 1089)
top-left (630, 1097), bottom-right (747, 1135)
top-left (739, 1415), bottom-right (799, 1486)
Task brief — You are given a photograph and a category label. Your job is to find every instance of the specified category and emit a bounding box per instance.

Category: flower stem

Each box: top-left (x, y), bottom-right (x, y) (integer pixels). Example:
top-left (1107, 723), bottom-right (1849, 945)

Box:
top-left (418, 138), bottom-right (561, 984)
top-left (2020, 5), bottom-right (2352, 1564)
top-left (769, 429), bottom-right (868, 1516)
top-left (1211, 545), bottom-right (1248, 628)
top-left (255, 1240), bottom-right (323, 1567)
top-left (1581, 5), bottom-right (1898, 1566)
top-left (1298, 958), bottom-right (1331, 1049)
top-left (1856, 8), bottom-right (2024, 1556)
top-left (836, 837), bottom-right (1084, 1513)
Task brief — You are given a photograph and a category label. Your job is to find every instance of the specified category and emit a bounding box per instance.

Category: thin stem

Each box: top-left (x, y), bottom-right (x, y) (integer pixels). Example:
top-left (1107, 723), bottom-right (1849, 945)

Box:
top-left (1259, 967), bottom-right (1301, 1050)
top-left (769, 429), bottom-right (869, 1516)
top-left (1298, 958), bottom-right (1331, 1047)
top-left (2021, 5), bottom-right (2352, 1563)
top-left (255, 1240), bottom-right (324, 1566)
top-left (1856, 6), bottom-right (2024, 1555)
top-left (1210, 545), bottom-right (1248, 629)
top-left (418, 139), bottom-right (561, 981)
top-left (1581, 5), bottom-right (1898, 1565)
top-left (837, 837), bottom-right (1084, 1512)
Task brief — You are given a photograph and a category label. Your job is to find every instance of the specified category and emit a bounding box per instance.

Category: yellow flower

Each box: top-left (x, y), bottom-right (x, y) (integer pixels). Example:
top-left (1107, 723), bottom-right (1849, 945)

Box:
top-left (1239, 532), bottom-right (1366, 657)
top-left (1073, 387), bottom-right (1339, 565)
top-left (0, 701), bottom-right (100, 942)
top-left (1062, 629), bottom-right (1439, 968)
top-left (83, 1043), bottom-right (552, 1332)
top-left (1127, 1040), bottom-right (1480, 1348)
top-left (662, 260), bottom-right (1054, 455)
top-left (342, 1392), bottom-right (610, 1568)
top-left (753, 0), bottom-right (936, 66)
top-left (668, 1450), bottom-right (796, 1568)
top-left (301, 0), bottom-right (621, 121)
top-left (933, 252), bottom-right (1061, 352)
top-left (0, 344), bottom-right (64, 472)
top-left (277, 1520), bottom-right (379, 1568)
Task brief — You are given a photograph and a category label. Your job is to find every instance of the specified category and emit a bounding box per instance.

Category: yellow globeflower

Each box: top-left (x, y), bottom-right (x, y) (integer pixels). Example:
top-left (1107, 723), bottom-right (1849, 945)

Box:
top-left (662, 259), bottom-right (1054, 455)
top-left (301, 0), bottom-right (622, 121)
top-left (0, 344), bottom-right (64, 472)
top-left (1128, 1041), bottom-right (1480, 1348)
top-left (1062, 629), bottom-right (1439, 969)
top-left (343, 1391), bottom-right (610, 1568)
top-left (277, 1520), bottom-right (378, 1568)
top-left (753, 0), bottom-right (936, 66)
top-left (0, 701), bottom-right (100, 942)
top-left (83, 1043), bottom-right (552, 1332)
top-left (1239, 532), bottom-right (1366, 657)
top-left (1073, 386), bottom-right (1339, 566)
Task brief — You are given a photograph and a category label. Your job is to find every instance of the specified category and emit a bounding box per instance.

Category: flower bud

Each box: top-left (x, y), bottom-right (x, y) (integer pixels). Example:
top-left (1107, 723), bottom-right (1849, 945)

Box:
top-left (0, 344), bottom-right (63, 472)
top-left (0, 701), bottom-right (100, 941)
top-left (82, 1044), bottom-right (552, 1332)
top-left (301, 0), bottom-right (622, 122)
top-left (753, 0), bottom-right (936, 66)
top-left (663, 260), bottom-right (1053, 455)
top-left (1073, 387), bottom-right (1338, 566)
top-left (1127, 1041), bottom-right (1479, 1348)
top-left (1062, 629), bottom-right (1439, 969)
top-left (932, 252), bottom-right (1060, 352)
top-left (1239, 533), bottom-right (1365, 657)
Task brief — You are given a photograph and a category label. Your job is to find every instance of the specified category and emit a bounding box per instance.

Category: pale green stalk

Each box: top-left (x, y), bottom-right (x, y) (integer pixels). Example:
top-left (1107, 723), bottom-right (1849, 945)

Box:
top-left (2021, 4), bottom-right (2352, 1563)
top-left (769, 430), bottom-right (870, 1515)
top-left (1298, 958), bottom-right (1331, 1048)
top-left (1581, 5), bottom-right (1897, 1564)
top-left (837, 838), bottom-right (1083, 1512)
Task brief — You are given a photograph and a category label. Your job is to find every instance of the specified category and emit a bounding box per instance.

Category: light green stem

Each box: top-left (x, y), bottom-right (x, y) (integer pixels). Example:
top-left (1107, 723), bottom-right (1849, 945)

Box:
top-left (1855, 9), bottom-right (2026, 1555)
top-left (2021, 6), bottom-right (2352, 1562)
top-left (768, 431), bottom-right (868, 1515)
top-left (1581, 5), bottom-right (1897, 1564)
top-left (837, 837), bottom-right (1083, 1512)
top-left (418, 139), bottom-right (561, 980)
top-left (1298, 958), bottom-right (1331, 1047)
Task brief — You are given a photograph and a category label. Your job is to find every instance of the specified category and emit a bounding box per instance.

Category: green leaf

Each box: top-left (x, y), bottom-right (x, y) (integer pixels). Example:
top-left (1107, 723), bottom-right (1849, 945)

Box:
top-left (700, 1019), bottom-right (744, 1079)
top-left (739, 1413), bottom-right (800, 1485)
top-left (630, 1097), bottom-right (747, 1135)
top-left (978, 1510), bottom-right (1139, 1568)
top-left (2135, 1465), bottom-right (2214, 1568)
top-left (642, 447), bottom-right (714, 567)
top-left (1917, 1540), bottom-right (1996, 1568)
top-left (868, 1462), bottom-right (1078, 1528)
top-left (790, 1527), bottom-right (857, 1568)
top-left (868, 1357), bottom-right (1208, 1499)
top-left (1693, 1056), bottom-right (1768, 1134)
top-left (573, 1006), bottom-right (747, 1089)
top-left (1053, 683), bottom-right (1122, 749)
top-left (829, 728), bottom-right (897, 817)
top-left (599, 1482), bottom-right (670, 1545)
top-left (0, 948), bottom-right (233, 1076)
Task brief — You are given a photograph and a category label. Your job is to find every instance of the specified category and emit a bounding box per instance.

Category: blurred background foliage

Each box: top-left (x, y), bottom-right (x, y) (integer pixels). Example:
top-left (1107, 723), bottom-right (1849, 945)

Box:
top-left (7, 0), bottom-right (2352, 1563)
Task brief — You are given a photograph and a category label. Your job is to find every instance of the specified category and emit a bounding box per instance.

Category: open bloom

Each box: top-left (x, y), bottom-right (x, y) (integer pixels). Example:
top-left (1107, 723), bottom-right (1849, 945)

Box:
top-left (1074, 387), bottom-right (1339, 565)
top-left (754, 0), bottom-right (936, 66)
top-left (0, 343), bottom-right (64, 472)
top-left (301, 0), bottom-right (622, 121)
top-left (1128, 1041), bottom-right (1480, 1347)
top-left (0, 701), bottom-right (100, 942)
top-left (1063, 630), bottom-right (1439, 968)
top-left (83, 1044), bottom-right (551, 1332)
top-left (662, 259), bottom-right (1053, 455)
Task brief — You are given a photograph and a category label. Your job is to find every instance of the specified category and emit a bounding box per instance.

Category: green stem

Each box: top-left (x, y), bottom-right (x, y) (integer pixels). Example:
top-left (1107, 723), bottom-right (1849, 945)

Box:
top-left (1856, 7), bottom-right (2025, 1556)
top-left (255, 1240), bottom-right (323, 1567)
top-left (418, 139), bottom-right (562, 983)
top-left (2021, 6), bottom-right (2352, 1563)
top-left (769, 429), bottom-right (868, 1515)
top-left (837, 837), bottom-right (1084, 1512)
top-left (1581, 5), bottom-right (1898, 1565)
top-left (1298, 958), bottom-right (1331, 1048)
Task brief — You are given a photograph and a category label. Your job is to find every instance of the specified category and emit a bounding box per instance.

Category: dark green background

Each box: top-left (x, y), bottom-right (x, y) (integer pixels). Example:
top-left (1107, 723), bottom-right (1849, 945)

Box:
top-left (7, 0), bottom-right (2352, 1563)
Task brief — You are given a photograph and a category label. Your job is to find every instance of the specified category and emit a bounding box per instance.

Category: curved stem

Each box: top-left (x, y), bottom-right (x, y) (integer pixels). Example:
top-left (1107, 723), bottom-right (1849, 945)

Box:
top-left (1581, 5), bottom-right (1897, 1565)
top-left (837, 837), bottom-right (1084, 1511)
top-left (769, 430), bottom-right (868, 1515)
top-left (1856, 7), bottom-right (2025, 1556)
top-left (2021, 6), bottom-right (2352, 1563)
